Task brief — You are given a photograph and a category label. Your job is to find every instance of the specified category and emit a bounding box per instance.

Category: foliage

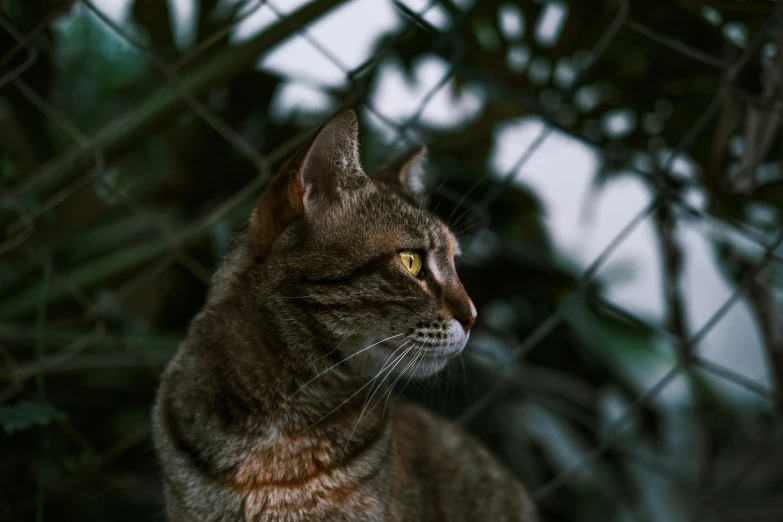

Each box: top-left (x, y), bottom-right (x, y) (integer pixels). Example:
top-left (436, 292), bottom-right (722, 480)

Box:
top-left (0, 400), bottom-right (66, 435)
top-left (1, 0), bottom-right (782, 521)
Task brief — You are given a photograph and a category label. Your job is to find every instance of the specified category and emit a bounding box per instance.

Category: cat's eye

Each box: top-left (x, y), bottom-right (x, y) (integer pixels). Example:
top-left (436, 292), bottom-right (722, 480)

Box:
top-left (399, 251), bottom-right (422, 277)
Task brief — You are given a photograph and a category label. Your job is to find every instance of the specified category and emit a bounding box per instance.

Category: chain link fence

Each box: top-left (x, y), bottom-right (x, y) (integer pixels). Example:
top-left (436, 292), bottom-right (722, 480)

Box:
top-left (1, 0), bottom-right (783, 520)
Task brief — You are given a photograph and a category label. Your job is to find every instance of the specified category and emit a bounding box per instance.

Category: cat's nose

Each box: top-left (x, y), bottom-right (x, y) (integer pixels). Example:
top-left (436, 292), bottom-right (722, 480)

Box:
top-left (447, 293), bottom-right (477, 333)
top-left (457, 300), bottom-right (477, 333)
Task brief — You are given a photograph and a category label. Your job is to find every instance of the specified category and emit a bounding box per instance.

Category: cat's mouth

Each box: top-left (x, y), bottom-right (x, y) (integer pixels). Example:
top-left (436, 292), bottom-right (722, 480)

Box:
top-left (410, 325), bottom-right (469, 358)
top-left (410, 338), bottom-right (466, 357)
top-left (366, 327), bottom-right (468, 378)
top-left (412, 348), bottom-right (459, 363)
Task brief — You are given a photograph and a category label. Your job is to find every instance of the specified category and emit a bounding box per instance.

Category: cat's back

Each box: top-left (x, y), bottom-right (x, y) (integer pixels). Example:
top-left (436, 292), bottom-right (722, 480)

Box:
top-left (151, 338), bottom-right (238, 521)
top-left (392, 402), bottom-right (537, 522)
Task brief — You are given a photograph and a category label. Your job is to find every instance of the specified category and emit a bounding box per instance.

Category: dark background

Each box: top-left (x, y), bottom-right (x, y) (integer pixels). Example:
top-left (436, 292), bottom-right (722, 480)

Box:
top-left (1, 0), bottom-right (783, 521)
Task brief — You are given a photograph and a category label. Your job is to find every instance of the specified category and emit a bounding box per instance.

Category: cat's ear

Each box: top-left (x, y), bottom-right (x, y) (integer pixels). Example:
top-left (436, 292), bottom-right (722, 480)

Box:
top-left (300, 109), bottom-right (363, 201)
top-left (250, 109), bottom-right (363, 257)
top-left (371, 146), bottom-right (428, 199)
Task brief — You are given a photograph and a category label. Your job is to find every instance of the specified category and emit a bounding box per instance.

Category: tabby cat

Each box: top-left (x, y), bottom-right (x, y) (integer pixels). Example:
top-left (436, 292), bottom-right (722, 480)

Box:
top-left (152, 110), bottom-right (537, 521)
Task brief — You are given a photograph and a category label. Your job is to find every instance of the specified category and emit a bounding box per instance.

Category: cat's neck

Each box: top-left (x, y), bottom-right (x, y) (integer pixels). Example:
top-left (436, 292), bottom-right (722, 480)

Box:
top-left (175, 297), bottom-right (395, 496)
top-left (199, 292), bottom-right (392, 445)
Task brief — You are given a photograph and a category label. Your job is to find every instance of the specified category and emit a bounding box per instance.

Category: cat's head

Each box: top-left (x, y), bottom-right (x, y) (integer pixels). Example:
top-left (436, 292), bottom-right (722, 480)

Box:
top-left (235, 110), bottom-right (475, 379)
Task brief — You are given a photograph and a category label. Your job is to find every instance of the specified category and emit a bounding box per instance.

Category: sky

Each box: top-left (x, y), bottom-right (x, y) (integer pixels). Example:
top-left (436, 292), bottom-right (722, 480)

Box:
top-left (87, 0), bottom-right (771, 403)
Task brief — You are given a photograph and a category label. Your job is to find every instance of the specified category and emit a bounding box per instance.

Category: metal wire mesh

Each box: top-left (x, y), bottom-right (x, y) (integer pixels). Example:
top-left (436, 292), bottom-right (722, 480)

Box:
top-left (1, 0), bottom-right (782, 520)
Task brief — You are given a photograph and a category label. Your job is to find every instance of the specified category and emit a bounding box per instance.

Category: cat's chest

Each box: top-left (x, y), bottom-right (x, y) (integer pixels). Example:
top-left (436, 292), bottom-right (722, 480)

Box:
top-left (230, 431), bottom-right (389, 520)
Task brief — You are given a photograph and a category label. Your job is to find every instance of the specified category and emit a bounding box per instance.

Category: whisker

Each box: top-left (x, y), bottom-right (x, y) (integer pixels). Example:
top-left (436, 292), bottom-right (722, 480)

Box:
top-left (360, 341), bottom-right (412, 411)
top-left (390, 351), bottom-right (425, 411)
top-left (356, 343), bottom-right (414, 428)
top-left (430, 176), bottom-right (449, 215)
top-left (450, 201), bottom-right (483, 233)
top-left (429, 355), bottom-right (441, 384)
top-left (422, 175), bottom-right (445, 217)
top-left (432, 195), bottom-right (445, 216)
top-left (359, 346), bottom-right (410, 421)
top-left (447, 175), bottom-right (487, 224)
top-left (450, 220), bottom-right (484, 240)
top-left (311, 328), bottom-right (355, 364)
top-left (459, 355), bottom-right (469, 406)
top-left (445, 355), bottom-right (454, 411)
top-left (405, 350), bottom-right (427, 388)
top-left (337, 343), bottom-right (415, 466)
top-left (369, 351), bottom-right (419, 420)
top-left (298, 340), bottom-right (411, 434)
top-left (380, 350), bottom-right (423, 419)
top-left (418, 176), bottom-right (431, 221)
top-left (294, 332), bottom-right (405, 395)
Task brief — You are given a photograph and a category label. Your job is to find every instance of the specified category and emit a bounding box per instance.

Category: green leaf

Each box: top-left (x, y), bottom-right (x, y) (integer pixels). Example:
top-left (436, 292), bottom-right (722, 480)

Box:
top-left (0, 400), bottom-right (67, 435)
top-left (566, 298), bottom-right (675, 395)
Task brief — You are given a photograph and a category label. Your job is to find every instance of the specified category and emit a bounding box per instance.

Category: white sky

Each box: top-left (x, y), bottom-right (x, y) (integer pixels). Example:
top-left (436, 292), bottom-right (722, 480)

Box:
top-left (88, 0), bottom-right (770, 402)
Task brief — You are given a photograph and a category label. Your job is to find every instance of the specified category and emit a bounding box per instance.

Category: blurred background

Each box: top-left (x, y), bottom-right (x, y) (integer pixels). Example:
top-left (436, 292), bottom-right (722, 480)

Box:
top-left (1, 0), bottom-right (783, 520)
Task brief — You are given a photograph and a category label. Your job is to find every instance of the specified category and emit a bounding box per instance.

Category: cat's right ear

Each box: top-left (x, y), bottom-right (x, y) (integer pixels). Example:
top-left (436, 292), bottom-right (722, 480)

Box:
top-left (250, 109), bottom-right (363, 257)
top-left (371, 146), bottom-right (428, 200)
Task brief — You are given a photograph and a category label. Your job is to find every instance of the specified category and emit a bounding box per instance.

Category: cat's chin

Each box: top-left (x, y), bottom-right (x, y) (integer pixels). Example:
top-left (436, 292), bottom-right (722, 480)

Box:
top-left (355, 339), bottom-right (465, 380)
top-left (392, 340), bottom-right (468, 378)
top-left (401, 334), bottom-right (469, 377)
top-left (402, 351), bottom-right (453, 377)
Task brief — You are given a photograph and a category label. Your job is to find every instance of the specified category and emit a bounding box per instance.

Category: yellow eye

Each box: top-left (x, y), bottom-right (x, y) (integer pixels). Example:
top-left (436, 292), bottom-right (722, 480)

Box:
top-left (399, 251), bottom-right (422, 276)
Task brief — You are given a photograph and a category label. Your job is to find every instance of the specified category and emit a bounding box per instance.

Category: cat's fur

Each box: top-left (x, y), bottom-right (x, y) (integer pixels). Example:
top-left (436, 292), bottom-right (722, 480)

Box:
top-left (152, 110), bottom-right (537, 521)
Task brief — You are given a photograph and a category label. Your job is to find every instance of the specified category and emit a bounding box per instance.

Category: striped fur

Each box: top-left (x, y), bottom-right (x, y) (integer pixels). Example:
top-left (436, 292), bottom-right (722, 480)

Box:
top-left (152, 110), bottom-right (537, 521)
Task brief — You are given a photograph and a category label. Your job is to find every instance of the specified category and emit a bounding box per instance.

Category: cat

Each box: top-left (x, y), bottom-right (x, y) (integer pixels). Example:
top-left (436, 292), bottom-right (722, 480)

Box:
top-left (151, 110), bottom-right (537, 522)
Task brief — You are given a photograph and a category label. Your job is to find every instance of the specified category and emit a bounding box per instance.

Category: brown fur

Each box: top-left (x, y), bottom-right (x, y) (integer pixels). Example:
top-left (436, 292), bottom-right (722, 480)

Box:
top-left (152, 110), bottom-right (537, 521)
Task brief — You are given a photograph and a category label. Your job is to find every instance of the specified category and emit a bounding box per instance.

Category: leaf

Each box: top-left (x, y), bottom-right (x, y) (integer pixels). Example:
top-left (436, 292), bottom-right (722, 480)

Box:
top-left (751, 179), bottom-right (783, 210)
top-left (566, 298), bottom-right (675, 395)
top-left (0, 400), bottom-right (67, 435)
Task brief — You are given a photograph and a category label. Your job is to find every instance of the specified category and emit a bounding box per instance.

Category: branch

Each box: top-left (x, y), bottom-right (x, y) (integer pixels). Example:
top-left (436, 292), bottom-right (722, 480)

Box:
top-left (10, 0), bottom-right (347, 201)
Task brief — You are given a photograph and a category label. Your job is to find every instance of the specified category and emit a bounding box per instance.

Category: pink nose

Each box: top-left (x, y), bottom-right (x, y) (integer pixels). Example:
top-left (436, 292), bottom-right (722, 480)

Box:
top-left (457, 300), bottom-right (477, 333)
top-left (448, 294), bottom-right (476, 333)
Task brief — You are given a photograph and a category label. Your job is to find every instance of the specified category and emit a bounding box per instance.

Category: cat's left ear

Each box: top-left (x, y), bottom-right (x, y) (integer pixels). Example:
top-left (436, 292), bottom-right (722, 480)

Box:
top-left (371, 146), bottom-right (428, 200)
top-left (249, 110), bottom-right (365, 257)
top-left (300, 109), bottom-right (364, 204)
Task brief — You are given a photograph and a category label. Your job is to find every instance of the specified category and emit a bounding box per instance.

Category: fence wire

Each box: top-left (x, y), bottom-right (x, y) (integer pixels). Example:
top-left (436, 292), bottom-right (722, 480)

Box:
top-left (1, 0), bottom-right (782, 521)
